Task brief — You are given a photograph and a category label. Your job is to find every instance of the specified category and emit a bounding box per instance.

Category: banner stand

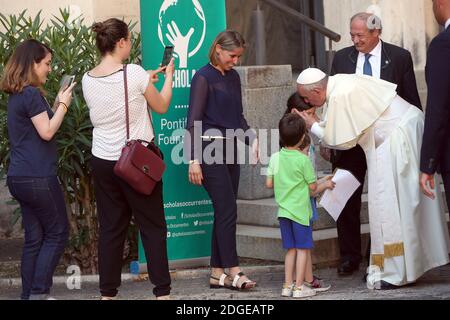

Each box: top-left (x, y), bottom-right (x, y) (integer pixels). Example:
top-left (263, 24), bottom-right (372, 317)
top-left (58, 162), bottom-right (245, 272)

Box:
top-left (139, 0), bottom-right (227, 271)
top-left (130, 257), bottom-right (211, 275)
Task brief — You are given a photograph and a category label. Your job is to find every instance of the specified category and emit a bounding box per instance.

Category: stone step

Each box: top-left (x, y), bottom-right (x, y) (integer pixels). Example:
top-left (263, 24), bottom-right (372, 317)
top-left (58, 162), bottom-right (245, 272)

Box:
top-left (236, 223), bottom-right (370, 264)
top-left (237, 194), bottom-right (369, 231)
top-left (237, 177), bottom-right (449, 266)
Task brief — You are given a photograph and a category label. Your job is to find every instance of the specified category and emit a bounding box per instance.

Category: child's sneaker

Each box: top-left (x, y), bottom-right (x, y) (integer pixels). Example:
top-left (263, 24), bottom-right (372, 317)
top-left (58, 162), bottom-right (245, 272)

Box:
top-left (304, 275), bottom-right (331, 292)
top-left (292, 284), bottom-right (316, 298)
top-left (281, 283), bottom-right (294, 297)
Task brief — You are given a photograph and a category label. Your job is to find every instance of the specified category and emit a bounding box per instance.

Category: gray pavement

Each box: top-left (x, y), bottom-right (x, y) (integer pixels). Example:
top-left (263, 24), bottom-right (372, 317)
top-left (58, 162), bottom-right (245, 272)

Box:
top-left (1, 263), bottom-right (450, 300)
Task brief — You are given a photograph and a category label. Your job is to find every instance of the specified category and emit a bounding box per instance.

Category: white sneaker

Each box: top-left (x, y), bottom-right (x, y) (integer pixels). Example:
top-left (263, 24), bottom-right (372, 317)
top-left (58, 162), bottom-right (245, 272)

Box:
top-left (281, 283), bottom-right (294, 297)
top-left (292, 284), bottom-right (317, 298)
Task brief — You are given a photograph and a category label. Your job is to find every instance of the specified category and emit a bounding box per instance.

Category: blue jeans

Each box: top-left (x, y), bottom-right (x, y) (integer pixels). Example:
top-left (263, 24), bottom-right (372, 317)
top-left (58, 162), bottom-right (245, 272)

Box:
top-left (7, 176), bottom-right (69, 300)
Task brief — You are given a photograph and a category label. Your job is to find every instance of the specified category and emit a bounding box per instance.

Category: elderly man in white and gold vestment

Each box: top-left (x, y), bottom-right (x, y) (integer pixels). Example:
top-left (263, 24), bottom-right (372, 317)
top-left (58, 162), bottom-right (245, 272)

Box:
top-left (295, 68), bottom-right (450, 289)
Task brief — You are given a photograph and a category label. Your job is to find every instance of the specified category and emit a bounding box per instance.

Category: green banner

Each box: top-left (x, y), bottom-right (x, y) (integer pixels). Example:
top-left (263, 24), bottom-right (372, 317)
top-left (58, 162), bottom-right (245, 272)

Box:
top-left (139, 0), bottom-right (226, 265)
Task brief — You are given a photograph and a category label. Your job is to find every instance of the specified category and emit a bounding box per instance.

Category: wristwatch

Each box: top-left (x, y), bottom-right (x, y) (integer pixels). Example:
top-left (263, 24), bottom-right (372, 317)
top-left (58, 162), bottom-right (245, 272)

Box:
top-left (189, 160), bottom-right (199, 165)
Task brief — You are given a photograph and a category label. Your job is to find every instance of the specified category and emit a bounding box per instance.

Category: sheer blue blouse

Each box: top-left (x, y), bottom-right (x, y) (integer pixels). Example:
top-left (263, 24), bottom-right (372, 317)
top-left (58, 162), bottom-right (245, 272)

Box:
top-left (185, 63), bottom-right (255, 161)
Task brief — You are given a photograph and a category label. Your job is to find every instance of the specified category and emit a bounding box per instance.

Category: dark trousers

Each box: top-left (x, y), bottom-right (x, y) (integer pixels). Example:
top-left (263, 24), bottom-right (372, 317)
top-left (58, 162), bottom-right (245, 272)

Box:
top-left (201, 162), bottom-right (240, 268)
top-left (332, 145), bottom-right (367, 266)
top-left (90, 156), bottom-right (171, 298)
top-left (7, 176), bottom-right (69, 300)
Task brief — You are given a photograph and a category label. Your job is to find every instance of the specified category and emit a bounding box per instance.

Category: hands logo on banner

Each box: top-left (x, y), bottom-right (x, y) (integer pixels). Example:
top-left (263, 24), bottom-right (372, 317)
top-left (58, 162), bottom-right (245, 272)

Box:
top-left (158, 0), bottom-right (206, 68)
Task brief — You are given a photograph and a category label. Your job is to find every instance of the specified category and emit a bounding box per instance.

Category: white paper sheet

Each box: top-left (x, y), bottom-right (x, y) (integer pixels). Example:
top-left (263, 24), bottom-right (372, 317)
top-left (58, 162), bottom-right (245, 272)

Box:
top-left (319, 169), bottom-right (361, 221)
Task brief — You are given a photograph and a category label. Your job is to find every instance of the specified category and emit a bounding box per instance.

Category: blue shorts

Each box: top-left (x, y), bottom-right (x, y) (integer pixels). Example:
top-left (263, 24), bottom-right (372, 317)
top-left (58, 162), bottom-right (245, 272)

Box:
top-left (279, 218), bottom-right (313, 249)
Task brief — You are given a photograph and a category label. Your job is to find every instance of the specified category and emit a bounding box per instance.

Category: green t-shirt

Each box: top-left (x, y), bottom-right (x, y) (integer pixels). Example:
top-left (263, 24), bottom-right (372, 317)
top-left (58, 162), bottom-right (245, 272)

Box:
top-left (267, 148), bottom-right (316, 226)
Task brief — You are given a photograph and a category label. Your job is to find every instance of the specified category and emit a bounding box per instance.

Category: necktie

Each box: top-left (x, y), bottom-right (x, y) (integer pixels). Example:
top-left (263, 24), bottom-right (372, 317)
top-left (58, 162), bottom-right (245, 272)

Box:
top-left (363, 53), bottom-right (373, 76)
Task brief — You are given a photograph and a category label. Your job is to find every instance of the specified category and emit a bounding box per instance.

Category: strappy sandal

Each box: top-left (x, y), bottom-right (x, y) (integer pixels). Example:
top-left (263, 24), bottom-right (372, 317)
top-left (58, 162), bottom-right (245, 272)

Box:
top-left (231, 272), bottom-right (257, 291)
top-left (209, 273), bottom-right (232, 289)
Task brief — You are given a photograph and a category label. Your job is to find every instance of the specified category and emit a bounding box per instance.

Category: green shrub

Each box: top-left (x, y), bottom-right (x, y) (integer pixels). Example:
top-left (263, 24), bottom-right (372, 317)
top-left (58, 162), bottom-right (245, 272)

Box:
top-left (0, 9), bottom-right (142, 273)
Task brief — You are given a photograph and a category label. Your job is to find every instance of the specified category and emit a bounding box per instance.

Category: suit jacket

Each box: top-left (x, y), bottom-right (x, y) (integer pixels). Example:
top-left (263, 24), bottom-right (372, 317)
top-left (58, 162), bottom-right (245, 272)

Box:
top-left (420, 27), bottom-right (450, 174)
top-left (331, 41), bottom-right (422, 109)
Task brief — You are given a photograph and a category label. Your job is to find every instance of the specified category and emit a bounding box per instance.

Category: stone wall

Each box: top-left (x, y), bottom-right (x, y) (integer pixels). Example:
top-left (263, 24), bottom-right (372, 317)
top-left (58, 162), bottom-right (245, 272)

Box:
top-left (0, 0), bottom-right (140, 31)
top-left (1, 0), bottom-right (438, 72)
top-left (226, 0), bottom-right (321, 71)
top-left (323, 0), bottom-right (438, 71)
top-left (235, 65), bottom-right (295, 200)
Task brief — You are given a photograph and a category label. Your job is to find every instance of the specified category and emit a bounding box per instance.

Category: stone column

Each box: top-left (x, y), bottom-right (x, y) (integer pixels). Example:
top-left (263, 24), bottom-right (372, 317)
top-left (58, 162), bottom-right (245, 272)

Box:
top-left (235, 65), bottom-right (295, 200)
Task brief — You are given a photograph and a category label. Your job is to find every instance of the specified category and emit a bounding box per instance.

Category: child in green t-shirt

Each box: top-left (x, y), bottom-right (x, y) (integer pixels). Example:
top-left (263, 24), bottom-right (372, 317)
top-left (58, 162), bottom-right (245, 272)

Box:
top-left (266, 113), bottom-right (333, 299)
top-left (286, 92), bottom-right (334, 221)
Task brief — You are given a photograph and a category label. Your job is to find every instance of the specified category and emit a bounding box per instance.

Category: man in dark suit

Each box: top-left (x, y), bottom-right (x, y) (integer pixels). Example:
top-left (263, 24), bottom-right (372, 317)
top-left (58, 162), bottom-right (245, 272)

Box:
top-left (330, 12), bottom-right (422, 276)
top-left (420, 0), bottom-right (450, 206)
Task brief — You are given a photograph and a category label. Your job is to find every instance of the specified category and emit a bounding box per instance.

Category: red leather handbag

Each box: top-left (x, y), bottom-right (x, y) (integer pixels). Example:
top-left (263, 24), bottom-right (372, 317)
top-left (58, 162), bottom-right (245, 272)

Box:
top-left (113, 65), bottom-right (166, 195)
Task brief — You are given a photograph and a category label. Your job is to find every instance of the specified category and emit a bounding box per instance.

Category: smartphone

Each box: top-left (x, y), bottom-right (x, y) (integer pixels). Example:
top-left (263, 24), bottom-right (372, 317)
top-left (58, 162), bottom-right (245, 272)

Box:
top-left (60, 75), bottom-right (75, 90)
top-left (161, 46), bottom-right (174, 67)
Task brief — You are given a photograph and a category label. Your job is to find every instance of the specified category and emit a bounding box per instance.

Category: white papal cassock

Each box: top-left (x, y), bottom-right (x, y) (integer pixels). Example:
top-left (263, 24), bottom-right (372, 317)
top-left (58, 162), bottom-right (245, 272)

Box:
top-left (311, 74), bottom-right (450, 287)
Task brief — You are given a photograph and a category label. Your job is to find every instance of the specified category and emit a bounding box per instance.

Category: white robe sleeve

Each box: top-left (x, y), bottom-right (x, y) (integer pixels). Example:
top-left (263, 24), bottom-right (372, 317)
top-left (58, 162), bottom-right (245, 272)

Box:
top-left (311, 122), bottom-right (324, 140)
top-left (322, 74), bottom-right (397, 147)
top-left (310, 121), bottom-right (361, 151)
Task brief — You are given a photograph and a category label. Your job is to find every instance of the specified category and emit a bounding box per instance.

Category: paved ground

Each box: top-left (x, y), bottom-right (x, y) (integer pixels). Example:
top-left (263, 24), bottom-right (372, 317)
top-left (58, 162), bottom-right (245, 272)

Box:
top-left (1, 239), bottom-right (450, 301)
top-left (1, 263), bottom-right (450, 300)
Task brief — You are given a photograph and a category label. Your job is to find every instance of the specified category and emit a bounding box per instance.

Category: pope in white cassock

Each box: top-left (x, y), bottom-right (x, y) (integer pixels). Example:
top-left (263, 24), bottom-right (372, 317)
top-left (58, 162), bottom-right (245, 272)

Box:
top-left (295, 68), bottom-right (450, 289)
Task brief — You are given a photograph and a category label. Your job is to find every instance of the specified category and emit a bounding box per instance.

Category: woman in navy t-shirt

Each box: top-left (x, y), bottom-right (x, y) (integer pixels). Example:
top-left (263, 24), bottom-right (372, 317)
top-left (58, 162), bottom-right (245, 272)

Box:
top-left (0, 39), bottom-right (75, 300)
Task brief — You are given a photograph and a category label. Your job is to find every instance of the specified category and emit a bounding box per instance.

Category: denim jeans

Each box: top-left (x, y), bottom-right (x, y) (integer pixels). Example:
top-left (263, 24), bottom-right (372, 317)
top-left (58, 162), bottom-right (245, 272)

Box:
top-left (7, 176), bottom-right (69, 300)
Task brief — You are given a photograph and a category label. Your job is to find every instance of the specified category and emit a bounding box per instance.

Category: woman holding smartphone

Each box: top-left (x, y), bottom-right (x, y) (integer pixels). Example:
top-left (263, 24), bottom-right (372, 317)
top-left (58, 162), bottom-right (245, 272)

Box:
top-left (185, 30), bottom-right (259, 291)
top-left (82, 18), bottom-right (174, 300)
top-left (1, 39), bottom-right (75, 300)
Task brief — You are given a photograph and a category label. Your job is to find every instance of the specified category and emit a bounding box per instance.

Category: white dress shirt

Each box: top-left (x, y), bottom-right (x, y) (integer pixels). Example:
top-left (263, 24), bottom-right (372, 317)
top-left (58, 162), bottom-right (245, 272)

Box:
top-left (356, 40), bottom-right (382, 79)
top-left (445, 18), bottom-right (450, 30)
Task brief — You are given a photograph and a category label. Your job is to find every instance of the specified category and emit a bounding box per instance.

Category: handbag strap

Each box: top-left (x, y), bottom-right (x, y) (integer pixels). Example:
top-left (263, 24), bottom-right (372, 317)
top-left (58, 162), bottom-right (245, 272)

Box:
top-left (123, 64), bottom-right (159, 146)
top-left (123, 64), bottom-right (130, 141)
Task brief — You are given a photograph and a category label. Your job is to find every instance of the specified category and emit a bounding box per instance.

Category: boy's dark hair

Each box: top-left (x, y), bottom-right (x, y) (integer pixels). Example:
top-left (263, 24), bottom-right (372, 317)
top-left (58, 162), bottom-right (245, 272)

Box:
top-left (279, 113), bottom-right (307, 147)
top-left (285, 92), bottom-right (314, 115)
top-left (299, 133), bottom-right (311, 151)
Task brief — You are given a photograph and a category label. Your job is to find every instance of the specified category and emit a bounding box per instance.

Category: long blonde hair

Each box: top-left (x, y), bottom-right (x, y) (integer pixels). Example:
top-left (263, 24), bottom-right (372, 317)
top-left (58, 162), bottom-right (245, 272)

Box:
top-left (208, 30), bottom-right (245, 66)
top-left (0, 39), bottom-right (52, 94)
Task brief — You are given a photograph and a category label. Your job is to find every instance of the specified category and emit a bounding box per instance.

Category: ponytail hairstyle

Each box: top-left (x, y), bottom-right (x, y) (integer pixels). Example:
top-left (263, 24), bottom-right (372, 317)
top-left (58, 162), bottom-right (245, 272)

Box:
top-left (92, 18), bottom-right (129, 56)
top-left (208, 30), bottom-right (245, 66)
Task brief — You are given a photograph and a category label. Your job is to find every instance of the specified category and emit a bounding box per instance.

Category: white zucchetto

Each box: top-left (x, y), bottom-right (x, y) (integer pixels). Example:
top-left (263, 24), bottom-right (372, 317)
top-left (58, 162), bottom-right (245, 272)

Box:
top-left (297, 68), bottom-right (327, 85)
